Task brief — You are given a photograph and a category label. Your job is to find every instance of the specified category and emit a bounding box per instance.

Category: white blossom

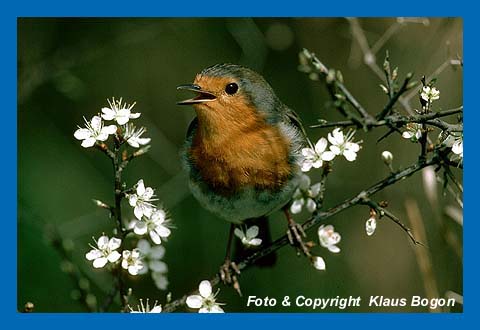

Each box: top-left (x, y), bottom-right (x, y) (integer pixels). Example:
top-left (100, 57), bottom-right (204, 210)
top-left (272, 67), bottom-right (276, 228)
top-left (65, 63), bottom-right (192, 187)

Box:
top-left (186, 280), bottom-right (224, 313)
top-left (137, 239), bottom-right (169, 290)
top-left (121, 248), bottom-right (144, 275)
top-left (381, 151), bottom-right (393, 165)
top-left (365, 217), bottom-right (377, 236)
top-left (128, 179), bottom-right (157, 220)
top-left (124, 123), bottom-right (151, 148)
top-left (301, 137), bottom-right (336, 172)
top-left (328, 128), bottom-right (361, 162)
top-left (131, 209), bottom-right (171, 245)
top-left (318, 225), bottom-right (341, 253)
top-left (451, 136), bottom-right (463, 159)
top-left (311, 256), bottom-right (326, 271)
top-left (151, 272), bottom-right (169, 291)
top-left (85, 235), bottom-right (121, 268)
top-left (234, 226), bottom-right (262, 247)
top-left (420, 86), bottom-right (440, 103)
top-left (128, 299), bottom-right (162, 313)
top-left (74, 115), bottom-right (117, 148)
top-left (290, 174), bottom-right (321, 214)
top-left (101, 97), bottom-right (140, 125)
top-left (402, 123), bottom-right (423, 142)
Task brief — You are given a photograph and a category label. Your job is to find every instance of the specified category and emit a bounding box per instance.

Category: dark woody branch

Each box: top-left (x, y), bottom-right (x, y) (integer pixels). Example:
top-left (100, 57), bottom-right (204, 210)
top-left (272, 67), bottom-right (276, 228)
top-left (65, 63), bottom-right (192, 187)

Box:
top-left (311, 106), bottom-right (463, 132)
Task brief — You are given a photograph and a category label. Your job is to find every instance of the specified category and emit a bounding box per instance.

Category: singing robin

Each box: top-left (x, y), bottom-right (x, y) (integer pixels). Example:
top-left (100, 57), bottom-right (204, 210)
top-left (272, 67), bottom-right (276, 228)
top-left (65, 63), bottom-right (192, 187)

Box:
top-left (177, 64), bottom-right (310, 293)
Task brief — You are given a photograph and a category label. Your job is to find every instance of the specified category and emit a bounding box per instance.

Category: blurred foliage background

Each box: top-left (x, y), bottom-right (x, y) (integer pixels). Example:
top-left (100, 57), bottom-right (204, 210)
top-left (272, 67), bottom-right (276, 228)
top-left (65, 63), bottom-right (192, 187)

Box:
top-left (18, 18), bottom-right (463, 312)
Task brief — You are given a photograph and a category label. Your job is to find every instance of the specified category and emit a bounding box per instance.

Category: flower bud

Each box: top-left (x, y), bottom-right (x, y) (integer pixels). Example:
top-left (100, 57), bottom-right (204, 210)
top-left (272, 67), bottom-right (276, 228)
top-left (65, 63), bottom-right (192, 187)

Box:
top-left (365, 217), bottom-right (377, 236)
top-left (381, 150), bottom-right (393, 166)
top-left (311, 256), bottom-right (326, 271)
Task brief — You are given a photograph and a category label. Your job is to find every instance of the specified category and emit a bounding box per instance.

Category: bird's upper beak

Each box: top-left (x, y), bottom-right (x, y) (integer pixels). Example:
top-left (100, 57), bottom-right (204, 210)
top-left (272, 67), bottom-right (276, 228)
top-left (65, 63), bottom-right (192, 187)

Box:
top-left (176, 84), bottom-right (217, 105)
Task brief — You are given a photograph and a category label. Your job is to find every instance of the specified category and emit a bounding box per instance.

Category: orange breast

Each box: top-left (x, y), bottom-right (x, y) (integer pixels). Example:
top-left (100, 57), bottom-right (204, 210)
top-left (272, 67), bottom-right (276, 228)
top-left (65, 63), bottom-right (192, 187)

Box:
top-left (190, 121), bottom-right (292, 194)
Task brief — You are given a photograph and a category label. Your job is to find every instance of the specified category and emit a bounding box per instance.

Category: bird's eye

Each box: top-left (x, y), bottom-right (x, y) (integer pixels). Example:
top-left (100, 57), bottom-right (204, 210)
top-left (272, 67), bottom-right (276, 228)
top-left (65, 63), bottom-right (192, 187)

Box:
top-left (225, 83), bottom-right (238, 95)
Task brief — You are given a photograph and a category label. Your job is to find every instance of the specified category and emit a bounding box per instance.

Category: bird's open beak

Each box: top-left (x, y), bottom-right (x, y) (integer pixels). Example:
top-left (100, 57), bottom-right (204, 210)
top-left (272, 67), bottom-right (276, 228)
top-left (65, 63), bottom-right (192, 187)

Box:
top-left (176, 84), bottom-right (217, 105)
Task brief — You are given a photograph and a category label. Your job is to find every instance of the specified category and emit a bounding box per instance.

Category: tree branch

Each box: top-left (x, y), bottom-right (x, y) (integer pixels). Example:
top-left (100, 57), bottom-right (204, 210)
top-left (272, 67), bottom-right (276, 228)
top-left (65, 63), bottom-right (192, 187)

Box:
top-left (163, 156), bottom-right (439, 312)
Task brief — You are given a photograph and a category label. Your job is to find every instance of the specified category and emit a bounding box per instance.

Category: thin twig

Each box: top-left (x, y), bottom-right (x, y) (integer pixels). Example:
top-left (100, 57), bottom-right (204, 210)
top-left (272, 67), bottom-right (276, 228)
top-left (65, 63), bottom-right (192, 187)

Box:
top-left (360, 199), bottom-right (424, 246)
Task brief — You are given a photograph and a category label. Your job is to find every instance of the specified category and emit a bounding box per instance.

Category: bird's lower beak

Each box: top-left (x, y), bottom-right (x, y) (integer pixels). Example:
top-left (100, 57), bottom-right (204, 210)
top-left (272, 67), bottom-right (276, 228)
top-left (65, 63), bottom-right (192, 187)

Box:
top-left (176, 84), bottom-right (217, 105)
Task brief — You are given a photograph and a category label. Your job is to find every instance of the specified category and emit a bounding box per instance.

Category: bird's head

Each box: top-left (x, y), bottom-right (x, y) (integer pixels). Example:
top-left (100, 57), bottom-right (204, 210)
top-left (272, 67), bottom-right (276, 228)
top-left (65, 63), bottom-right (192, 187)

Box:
top-left (177, 64), bottom-right (281, 132)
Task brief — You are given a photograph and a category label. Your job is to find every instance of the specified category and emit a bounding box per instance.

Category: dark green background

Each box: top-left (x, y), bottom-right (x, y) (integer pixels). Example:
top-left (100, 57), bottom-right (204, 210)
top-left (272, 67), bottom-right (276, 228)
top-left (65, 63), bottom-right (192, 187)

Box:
top-left (18, 18), bottom-right (462, 312)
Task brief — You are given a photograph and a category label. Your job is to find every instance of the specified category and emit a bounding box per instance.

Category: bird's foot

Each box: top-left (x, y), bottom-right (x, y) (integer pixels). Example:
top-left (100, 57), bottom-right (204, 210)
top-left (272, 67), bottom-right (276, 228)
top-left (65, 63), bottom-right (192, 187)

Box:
top-left (219, 259), bottom-right (242, 296)
top-left (284, 209), bottom-right (311, 257)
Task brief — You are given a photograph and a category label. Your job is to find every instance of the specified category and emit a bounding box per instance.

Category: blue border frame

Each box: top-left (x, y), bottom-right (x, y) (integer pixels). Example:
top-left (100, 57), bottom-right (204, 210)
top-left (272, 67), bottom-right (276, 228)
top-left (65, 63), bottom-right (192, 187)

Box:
top-left (6, 1), bottom-right (475, 328)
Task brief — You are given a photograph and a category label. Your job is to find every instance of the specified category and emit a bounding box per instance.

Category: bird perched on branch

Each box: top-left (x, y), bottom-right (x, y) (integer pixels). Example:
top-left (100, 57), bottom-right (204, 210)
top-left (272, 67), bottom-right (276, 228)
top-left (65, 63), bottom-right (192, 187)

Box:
top-left (177, 64), bottom-right (310, 294)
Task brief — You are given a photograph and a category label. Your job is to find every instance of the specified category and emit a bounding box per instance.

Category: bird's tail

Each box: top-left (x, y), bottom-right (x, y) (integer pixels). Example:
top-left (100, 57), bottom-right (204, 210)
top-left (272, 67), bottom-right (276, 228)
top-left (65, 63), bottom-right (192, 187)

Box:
top-left (234, 216), bottom-right (277, 267)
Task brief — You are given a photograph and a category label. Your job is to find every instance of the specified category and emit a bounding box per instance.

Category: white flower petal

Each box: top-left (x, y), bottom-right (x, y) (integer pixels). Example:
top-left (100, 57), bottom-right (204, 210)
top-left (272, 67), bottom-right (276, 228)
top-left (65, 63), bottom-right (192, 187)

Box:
top-left (134, 205), bottom-right (144, 220)
top-left (134, 221), bottom-right (148, 235)
top-left (97, 236), bottom-right (109, 249)
top-left (248, 238), bottom-right (262, 246)
top-left (74, 128), bottom-right (91, 140)
top-left (150, 245), bottom-right (166, 259)
top-left (321, 151), bottom-right (336, 161)
top-left (150, 305), bottom-right (162, 313)
top-left (346, 142), bottom-right (360, 152)
top-left (90, 116), bottom-right (102, 131)
top-left (128, 195), bottom-right (138, 207)
top-left (343, 150), bottom-right (357, 162)
top-left (301, 160), bottom-right (313, 172)
top-left (143, 187), bottom-right (154, 199)
top-left (129, 112), bottom-right (141, 119)
top-left (86, 249), bottom-right (102, 261)
top-left (186, 295), bottom-right (203, 309)
top-left (328, 245), bottom-right (341, 253)
top-left (127, 138), bottom-right (140, 148)
top-left (137, 239), bottom-right (151, 254)
top-left (149, 230), bottom-right (162, 245)
top-left (199, 280), bottom-right (212, 298)
top-left (108, 237), bottom-right (122, 250)
top-left (152, 272), bottom-right (169, 290)
top-left (329, 145), bottom-right (341, 155)
top-left (149, 260), bottom-right (168, 273)
top-left (301, 148), bottom-right (316, 158)
top-left (128, 265), bottom-right (140, 275)
top-left (107, 250), bottom-right (121, 263)
top-left (102, 125), bottom-right (117, 135)
top-left (137, 137), bottom-right (151, 145)
top-left (101, 107), bottom-right (115, 120)
top-left (81, 137), bottom-right (96, 148)
top-left (96, 132), bottom-right (109, 142)
top-left (210, 305), bottom-right (224, 313)
top-left (312, 159), bottom-right (323, 168)
top-left (93, 257), bottom-right (108, 268)
top-left (136, 180), bottom-right (146, 196)
top-left (234, 228), bottom-right (245, 240)
top-left (246, 226), bottom-right (259, 239)
top-left (314, 137), bottom-right (328, 153)
top-left (155, 225), bottom-right (171, 238)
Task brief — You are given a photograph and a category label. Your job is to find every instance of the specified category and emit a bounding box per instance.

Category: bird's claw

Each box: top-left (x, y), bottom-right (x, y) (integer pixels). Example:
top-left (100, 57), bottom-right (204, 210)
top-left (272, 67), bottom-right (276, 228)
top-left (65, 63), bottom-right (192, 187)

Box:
top-left (287, 222), bottom-right (310, 257)
top-left (219, 260), bottom-right (242, 296)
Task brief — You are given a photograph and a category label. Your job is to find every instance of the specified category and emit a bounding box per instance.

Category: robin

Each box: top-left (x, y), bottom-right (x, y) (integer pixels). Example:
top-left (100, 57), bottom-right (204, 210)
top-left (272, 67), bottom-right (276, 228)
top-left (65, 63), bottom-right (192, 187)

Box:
top-left (177, 64), bottom-right (310, 293)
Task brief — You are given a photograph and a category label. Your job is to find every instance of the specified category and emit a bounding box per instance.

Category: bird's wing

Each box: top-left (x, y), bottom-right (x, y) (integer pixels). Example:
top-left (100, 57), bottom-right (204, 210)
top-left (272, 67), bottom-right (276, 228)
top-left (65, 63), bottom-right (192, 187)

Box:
top-left (282, 106), bottom-right (312, 148)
